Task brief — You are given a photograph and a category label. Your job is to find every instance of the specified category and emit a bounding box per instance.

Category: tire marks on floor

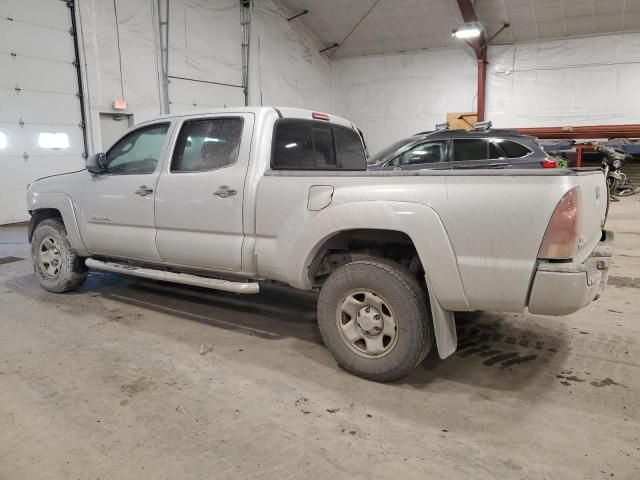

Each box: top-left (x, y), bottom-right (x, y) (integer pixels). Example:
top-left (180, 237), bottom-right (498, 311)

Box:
top-left (453, 314), bottom-right (564, 369)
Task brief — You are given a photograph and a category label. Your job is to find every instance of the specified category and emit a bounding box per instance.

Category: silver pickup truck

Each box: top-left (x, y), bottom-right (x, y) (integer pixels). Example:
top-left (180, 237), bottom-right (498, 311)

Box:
top-left (27, 107), bottom-right (613, 381)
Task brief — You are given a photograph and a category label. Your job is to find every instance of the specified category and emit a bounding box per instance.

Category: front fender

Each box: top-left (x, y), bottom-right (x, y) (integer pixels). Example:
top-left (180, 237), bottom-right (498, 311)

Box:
top-left (28, 192), bottom-right (89, 257)
top-left (288, 201), bottom-right (471, 312)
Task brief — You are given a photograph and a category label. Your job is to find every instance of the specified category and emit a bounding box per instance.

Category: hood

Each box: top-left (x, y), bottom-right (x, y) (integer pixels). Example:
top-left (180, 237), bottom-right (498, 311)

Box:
top-left (27, 169), bottom-right (88, 211)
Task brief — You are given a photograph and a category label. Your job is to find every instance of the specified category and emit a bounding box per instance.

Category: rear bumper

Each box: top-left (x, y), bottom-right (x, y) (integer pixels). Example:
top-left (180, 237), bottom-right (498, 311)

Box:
top-left (528, 230), bottom-right (614, 316)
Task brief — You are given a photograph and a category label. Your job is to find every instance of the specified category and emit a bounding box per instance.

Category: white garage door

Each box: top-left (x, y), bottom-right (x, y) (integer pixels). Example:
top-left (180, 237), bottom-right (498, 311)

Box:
top-left (0, 0), bottom-right (85, 225)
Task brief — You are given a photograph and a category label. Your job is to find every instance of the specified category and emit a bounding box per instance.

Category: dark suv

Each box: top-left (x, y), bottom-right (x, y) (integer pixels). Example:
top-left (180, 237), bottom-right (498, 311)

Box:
top-left (367, 125), bottom-right (555, 171)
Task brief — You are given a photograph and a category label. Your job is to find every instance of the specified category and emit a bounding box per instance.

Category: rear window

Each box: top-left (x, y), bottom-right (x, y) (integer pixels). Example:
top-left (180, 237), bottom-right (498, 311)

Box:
top-left (272, 119), bottom-right (366, 170)
top-left (500, 140), bottom-right (531, 158)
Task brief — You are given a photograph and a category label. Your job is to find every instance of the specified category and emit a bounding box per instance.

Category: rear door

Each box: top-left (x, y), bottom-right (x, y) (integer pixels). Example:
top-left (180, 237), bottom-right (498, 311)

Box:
top-left (154, 113), bottom-right (254, 271)
top-left (451, 138), bottom-right (509, 169)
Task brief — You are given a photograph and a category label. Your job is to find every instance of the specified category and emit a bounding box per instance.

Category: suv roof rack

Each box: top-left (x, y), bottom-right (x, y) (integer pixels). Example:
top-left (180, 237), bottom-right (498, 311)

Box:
top-left (435, 122), bottom-right (450, 131)
top-left (473, 120), bottom-right (492, 131)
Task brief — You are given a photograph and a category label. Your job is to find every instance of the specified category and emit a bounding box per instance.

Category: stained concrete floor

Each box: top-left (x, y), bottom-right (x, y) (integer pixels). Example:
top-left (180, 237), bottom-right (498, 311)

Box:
top-left (0, 197), bottom-right (638, 480)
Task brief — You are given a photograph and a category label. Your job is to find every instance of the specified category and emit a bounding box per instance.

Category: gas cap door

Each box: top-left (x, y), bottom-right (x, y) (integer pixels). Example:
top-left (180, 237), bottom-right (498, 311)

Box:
top-left (307, 185), bottom-right (334, 211)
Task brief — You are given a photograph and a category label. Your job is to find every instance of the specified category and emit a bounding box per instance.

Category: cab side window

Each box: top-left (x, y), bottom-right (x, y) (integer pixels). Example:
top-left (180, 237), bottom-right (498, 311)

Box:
top-left (106, 123), bottom-right (169, 174)
top-left (172, 117), bottom-right (243, 172)
top-left (390, 141), bottom-right (447, 167)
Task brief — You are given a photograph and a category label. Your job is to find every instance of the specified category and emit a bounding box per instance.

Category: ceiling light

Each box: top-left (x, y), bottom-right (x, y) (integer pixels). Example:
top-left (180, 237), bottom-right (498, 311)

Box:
top-left (452, 23), bottom-right (483, 39)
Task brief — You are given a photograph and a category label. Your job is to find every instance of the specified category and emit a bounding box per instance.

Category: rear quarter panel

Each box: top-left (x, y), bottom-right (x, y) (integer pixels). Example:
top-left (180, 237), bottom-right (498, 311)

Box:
top-left (253, 170), bottom-right (605, 313)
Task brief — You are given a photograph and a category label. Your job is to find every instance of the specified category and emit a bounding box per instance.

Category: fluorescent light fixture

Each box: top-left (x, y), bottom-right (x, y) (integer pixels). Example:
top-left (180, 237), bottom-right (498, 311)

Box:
top-left (0, 132), bottom-right (6, 149)
top-left (452, 23), bottom-right (483, 39)
top-left (285, 142), bottom-right (298, 149)
top-left (38, 132), bottom-right (70, 149)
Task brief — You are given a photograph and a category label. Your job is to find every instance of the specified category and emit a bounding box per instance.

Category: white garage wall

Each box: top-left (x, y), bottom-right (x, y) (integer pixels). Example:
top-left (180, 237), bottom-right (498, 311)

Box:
top-left (333, 48), bottom-right (477, 154)
top-left (78, 0), bottom-right (245, 152)
top-left (78, 0), bottom-right (163, 152)
top-left (248, 0), bottom-right (334, 113)
top-left (168, 0), bottom-right (244, 112)
top-left (487, 33), bottom-right (640, 128)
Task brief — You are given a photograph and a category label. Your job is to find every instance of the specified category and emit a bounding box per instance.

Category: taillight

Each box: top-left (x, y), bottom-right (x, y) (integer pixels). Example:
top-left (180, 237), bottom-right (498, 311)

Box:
top-left (538, 187), bottom-right (582, 260)
top-left (312, 112), bottom-right (330, 121)
top-left (540, 158), bottom-right (557, 168)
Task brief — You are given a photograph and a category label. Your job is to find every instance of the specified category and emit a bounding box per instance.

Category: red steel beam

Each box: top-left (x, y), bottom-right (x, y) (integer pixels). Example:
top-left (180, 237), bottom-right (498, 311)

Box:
top-left (476, 58), bottom-right (487, 122)
top-left (516, 124), bottom-right (640, 139)
top-left (455, 0), bottom-right (486, 121)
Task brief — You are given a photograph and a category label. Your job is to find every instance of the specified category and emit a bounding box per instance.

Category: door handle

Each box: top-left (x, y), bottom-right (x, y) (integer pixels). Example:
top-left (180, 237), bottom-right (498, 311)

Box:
top-left (135, 186), bottom-right (154, 197)
top-left (214, 186), bottom-right (237, 198)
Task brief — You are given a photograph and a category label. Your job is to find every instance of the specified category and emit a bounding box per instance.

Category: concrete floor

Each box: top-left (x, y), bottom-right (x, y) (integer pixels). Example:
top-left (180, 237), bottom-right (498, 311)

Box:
top-left (0, 198), bottom-right (638, 480)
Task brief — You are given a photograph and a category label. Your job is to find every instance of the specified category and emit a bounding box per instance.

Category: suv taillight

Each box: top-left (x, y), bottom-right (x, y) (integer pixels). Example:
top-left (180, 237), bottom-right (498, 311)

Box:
top-left (538, 187), bottom-right (582, 260)
top-left (540, 158), bottom-right (557, 168)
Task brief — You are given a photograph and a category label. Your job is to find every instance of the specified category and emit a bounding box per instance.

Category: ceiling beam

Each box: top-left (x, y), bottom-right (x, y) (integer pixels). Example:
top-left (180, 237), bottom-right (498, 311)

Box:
top-left (455, 0), bottom-right (484, 59)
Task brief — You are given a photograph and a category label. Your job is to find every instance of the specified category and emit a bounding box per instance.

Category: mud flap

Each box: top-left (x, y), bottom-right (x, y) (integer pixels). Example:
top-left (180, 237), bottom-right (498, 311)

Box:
top-left (425, 275), bottom-right (457, 359)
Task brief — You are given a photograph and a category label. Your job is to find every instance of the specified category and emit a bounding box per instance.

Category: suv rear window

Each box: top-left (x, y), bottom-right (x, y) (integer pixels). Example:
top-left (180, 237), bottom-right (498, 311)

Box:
top-left (272, 119), bottom-right (366, 170)
top-left (500, 140), bottom-right (531, 158)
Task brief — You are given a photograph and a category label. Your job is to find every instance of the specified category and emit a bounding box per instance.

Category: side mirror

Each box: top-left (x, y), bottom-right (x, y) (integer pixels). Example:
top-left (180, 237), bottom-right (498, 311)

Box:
top-left (86, 153), bottom-right (107, 174)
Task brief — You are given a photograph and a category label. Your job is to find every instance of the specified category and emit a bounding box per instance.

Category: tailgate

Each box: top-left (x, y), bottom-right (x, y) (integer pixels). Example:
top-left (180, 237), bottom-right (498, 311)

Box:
top-left (574, 170), bottom-right (608, 262)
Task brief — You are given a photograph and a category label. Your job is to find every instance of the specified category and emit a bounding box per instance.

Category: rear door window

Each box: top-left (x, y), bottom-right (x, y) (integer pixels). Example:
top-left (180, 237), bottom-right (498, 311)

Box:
top-left (171, 117), bottom-right (243, 172)
top-left (452, 139), bottom-right (489, 161)
top-left (272, 119), bottom-right (365, 170)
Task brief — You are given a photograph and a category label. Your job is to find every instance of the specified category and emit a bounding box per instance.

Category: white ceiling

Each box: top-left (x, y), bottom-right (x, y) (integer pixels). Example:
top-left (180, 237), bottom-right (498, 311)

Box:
top-left (277, 0), bottom-right (640, 58)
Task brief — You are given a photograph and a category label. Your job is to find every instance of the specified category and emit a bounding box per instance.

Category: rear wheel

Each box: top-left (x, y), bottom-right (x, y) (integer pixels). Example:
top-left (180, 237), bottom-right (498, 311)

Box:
top-left (32, 218), bottom-right (88, 293)
top-left (317, 259), bottom-right (434, 382)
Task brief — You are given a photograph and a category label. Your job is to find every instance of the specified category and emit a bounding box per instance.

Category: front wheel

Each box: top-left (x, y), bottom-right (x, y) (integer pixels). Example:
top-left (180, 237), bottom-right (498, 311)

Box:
top-left (31, 218), bottom-right (88, 293)
top-left (317, 259), bottom-right (434, 382)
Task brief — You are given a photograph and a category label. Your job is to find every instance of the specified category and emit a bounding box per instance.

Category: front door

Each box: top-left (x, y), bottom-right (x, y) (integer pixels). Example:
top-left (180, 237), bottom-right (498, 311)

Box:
top-left (386, 140), bottom-right (450, 170)
top-left (79, 122), bottom-right (172, 261)
top-left (154, 113), bottom-right (254, 272)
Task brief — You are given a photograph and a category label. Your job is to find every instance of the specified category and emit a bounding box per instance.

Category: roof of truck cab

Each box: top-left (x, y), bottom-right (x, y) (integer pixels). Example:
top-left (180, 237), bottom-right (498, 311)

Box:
top-left (135, 106), bottom-right (356, 129)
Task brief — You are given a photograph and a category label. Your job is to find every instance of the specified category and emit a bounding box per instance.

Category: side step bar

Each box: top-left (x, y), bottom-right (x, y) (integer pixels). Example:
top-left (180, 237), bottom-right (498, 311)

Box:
top-left (85, 258), bottom-right (259, 294)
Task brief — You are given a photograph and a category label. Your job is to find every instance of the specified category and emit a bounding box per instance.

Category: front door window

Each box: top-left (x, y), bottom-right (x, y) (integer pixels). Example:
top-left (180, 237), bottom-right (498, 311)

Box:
top-left (106, 123), bottom-right (169, 174)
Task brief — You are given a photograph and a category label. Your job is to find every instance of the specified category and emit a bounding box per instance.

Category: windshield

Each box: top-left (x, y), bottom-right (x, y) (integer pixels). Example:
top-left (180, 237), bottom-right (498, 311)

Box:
top-left (367, 137), bottom-right (416, 165)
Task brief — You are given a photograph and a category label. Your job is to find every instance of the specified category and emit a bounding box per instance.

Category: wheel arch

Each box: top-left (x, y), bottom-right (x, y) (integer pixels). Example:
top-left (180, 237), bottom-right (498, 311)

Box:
top-left (287, 201), bottom-right (471, 312)
top-left (28, 193), bottom-right (89, 256)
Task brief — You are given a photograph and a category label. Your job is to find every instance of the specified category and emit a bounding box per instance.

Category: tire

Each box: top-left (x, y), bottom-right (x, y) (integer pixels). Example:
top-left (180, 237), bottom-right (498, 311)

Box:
top-left (317, 258), bottom-right (434, 382)
top-left (31, 218), bottom-right (88, 293)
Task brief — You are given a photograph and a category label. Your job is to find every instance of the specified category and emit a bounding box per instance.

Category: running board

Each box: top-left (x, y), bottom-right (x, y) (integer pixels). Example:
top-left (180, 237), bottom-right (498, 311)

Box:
top-left (85, 258), bottom-right (259, 294)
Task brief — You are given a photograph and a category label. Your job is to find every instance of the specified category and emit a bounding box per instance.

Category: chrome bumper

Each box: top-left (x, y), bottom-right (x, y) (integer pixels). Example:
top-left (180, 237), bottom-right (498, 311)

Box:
top-left (528, 230), bottom-right (614, 316)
